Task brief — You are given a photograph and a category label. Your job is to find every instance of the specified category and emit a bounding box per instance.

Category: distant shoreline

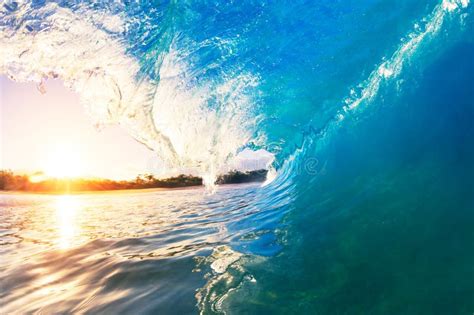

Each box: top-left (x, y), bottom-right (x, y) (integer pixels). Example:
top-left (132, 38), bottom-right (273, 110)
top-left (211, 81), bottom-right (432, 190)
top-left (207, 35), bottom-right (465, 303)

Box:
top-left (1, 170), bottom-right (268, 193)
top-left (0, 182), bottom-right (266, 196)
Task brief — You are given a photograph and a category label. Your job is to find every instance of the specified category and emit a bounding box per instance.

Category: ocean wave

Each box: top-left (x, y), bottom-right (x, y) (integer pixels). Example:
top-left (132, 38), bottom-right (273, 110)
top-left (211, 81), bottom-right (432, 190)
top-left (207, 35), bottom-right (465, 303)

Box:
top-left (1, 0), bottom-right (473, 313)
top-left (193, 0), bottom-right (471, 311)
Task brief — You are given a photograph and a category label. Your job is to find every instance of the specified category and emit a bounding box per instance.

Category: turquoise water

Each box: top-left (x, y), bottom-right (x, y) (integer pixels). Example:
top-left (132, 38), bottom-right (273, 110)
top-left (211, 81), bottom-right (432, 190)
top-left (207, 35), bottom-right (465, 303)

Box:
top-left (1, 0), bottom-right (474, 314)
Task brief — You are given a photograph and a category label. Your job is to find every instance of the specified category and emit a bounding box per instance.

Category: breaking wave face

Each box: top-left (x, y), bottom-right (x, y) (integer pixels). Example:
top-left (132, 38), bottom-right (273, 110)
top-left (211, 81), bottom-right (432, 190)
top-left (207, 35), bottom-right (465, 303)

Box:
top-left (1, 0), bottom-right (474, 313)
top-left (1, 1), bottom-right (261, 187)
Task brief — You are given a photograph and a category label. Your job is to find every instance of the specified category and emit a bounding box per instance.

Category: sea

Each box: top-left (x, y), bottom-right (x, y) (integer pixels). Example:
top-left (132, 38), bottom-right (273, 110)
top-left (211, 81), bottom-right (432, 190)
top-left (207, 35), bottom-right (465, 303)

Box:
top-left (1, 0), bottom-right (473, 314)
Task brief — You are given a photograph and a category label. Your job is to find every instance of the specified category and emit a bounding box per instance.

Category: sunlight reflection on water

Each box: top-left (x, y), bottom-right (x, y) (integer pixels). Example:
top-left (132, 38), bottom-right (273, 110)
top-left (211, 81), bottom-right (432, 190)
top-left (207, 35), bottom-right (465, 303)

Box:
top-left (0, 184), bottom-right (287, 313)
top-left (55, 195), bottom-right (80, 250)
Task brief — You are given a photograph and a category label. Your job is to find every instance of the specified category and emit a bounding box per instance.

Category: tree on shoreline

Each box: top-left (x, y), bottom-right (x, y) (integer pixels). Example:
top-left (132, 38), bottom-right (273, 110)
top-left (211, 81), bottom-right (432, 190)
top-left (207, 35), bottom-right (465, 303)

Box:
top-left (1, 169), bottom-right (267, 192)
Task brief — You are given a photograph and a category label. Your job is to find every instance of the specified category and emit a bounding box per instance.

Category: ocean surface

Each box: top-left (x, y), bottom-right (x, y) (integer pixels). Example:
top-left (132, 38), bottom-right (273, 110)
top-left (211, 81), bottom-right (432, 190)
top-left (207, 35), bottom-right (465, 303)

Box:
top-left (1, 0), bottom-right (474, 314)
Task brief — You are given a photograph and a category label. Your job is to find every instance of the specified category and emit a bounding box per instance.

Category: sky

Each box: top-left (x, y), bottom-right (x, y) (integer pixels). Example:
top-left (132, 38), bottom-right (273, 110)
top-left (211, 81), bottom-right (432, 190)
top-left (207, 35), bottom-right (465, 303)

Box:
top-left (0, 75), bottom-right (157, 180)
top-left (0, 76), bottom-right (273, 180)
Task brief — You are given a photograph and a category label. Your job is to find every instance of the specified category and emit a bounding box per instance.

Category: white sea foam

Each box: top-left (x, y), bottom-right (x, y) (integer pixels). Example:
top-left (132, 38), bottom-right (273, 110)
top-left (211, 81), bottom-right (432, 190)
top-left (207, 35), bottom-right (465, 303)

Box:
top-left (443, 0), bottom-right (470, 11)
top-left (195, 245), bottom-right (264, 314)
top-left (209, 246), bottom-right (243, 274)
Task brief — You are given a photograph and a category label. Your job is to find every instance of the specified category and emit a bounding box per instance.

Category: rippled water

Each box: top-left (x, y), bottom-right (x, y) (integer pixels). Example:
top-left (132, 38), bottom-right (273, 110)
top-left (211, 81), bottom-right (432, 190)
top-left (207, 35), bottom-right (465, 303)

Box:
top-left (1, 184), bottom-right (289, 314)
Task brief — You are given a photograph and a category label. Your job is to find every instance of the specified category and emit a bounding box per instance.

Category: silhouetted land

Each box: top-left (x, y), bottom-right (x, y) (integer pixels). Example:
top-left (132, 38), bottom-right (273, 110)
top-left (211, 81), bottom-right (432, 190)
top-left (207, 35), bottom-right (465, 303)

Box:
top-left (0, 169), bottom-right (268, 192)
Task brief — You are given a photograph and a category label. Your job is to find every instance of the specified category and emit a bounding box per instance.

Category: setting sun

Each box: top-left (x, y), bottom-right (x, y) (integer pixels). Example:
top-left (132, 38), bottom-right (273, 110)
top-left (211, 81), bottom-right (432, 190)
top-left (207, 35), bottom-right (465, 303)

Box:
top-left (44, 146), bottom-right (83, 178)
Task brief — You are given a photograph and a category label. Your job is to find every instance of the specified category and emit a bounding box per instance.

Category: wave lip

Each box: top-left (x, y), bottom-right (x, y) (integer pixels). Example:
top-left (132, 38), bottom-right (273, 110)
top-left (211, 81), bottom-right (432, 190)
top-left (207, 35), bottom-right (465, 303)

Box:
top-left (0, 1), bottom-right (261, 187)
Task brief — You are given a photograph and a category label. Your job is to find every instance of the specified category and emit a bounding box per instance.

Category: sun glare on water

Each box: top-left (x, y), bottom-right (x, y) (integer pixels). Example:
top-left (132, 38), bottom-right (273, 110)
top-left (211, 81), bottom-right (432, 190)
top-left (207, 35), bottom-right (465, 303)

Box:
top-left (55, 195), bottom-right (82, 249)
top-left (44, 146), bottom-right (83, 178)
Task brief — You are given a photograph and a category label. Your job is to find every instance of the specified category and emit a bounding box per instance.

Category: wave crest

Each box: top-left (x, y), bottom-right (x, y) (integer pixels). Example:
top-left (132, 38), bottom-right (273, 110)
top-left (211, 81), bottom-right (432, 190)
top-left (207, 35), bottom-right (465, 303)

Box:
top-left (0, 1), bottom-right (260, 187)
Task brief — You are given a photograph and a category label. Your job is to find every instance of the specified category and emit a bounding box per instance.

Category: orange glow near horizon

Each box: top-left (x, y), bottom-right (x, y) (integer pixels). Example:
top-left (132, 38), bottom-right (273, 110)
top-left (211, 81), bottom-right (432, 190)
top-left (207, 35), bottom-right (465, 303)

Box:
top-left (29, 173), bottom-right (48, 183)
